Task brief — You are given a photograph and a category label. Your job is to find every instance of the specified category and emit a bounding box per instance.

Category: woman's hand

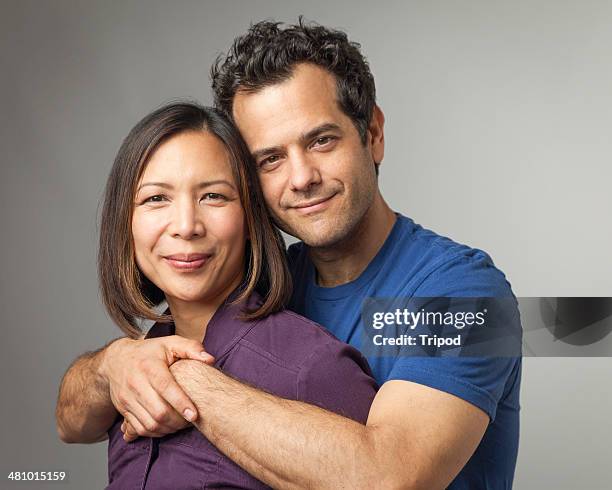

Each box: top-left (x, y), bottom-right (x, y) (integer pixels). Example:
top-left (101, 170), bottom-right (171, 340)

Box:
top-left (120, 416), bottom-right (178, 441)
top-left (99, 335), bottom-right (215, 441)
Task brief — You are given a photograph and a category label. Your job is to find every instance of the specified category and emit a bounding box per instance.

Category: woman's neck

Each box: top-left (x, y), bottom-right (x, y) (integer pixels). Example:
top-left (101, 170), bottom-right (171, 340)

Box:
top-left (165, 299), bottom-right (217, 343)
top-left (166, 274), bottom-right (244, 343)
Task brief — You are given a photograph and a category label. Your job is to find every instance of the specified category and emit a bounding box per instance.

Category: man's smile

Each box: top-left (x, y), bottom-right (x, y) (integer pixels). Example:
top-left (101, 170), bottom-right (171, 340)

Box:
top-left (290, 193), bottom-right (337, 215)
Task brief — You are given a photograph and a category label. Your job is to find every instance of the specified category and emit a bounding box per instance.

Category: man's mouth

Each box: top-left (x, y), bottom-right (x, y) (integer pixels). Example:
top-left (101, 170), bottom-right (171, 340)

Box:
top-left (163, 253), bottom-right (212, 271)
top-left (291, 194), bottom-right (336, 215)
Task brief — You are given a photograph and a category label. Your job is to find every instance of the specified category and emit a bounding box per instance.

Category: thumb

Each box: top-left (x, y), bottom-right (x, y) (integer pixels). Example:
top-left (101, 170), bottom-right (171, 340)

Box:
top-left (167, 336), bottom-right (215, 364)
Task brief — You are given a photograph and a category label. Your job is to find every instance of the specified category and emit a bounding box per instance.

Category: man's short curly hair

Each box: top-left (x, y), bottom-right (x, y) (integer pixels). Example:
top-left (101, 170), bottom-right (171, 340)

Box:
top-left (211, 18), bottom-right (376, 144)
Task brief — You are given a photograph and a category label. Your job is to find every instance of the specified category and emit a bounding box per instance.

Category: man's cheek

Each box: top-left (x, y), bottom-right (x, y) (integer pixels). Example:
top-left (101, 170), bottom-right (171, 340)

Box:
top-left (259, 176), bottom-right (282, 206)
top-left (262, 190), bottom-right (278, 213)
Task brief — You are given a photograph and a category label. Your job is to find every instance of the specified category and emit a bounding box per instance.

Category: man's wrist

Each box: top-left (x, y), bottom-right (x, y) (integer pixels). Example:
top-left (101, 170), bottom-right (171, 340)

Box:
top-left (97, 337), bottom-right (129, 388)
top-left (170, 359), bottom-right (216, 402)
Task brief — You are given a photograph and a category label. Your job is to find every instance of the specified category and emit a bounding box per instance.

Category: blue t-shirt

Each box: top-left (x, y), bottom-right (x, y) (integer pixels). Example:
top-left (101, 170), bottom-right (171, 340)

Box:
top-left (288, 214), bottom-right (521, 490)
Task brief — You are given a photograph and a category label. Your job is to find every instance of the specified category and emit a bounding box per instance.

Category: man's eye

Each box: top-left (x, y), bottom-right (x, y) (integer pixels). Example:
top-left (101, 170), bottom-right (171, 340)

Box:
top-left (312, 136), bottom-right (335, 148)
top-left (260, 155), bottom-right (281, 167)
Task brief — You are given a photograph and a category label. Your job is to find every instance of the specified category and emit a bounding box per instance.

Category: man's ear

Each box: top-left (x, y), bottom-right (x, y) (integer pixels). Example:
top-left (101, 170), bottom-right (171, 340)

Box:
top-left (367, 105), bottom-right (385, 165)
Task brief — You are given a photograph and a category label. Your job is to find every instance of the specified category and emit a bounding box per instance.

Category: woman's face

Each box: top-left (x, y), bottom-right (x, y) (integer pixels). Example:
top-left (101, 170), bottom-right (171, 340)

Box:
top-left (132, 130), bottom-right (247, 306)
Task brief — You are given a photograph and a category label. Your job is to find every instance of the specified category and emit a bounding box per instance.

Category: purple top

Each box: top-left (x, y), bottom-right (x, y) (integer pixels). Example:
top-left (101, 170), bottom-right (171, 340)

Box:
top-left (106, 292), bottom-right (377, 489)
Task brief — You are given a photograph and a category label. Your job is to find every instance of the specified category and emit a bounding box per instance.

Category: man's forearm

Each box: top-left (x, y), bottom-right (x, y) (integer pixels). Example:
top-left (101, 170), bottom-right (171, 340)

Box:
top-left (172, 361), bottom-right (391, 489)
top-left (56, 343), bottom-right (118, 444)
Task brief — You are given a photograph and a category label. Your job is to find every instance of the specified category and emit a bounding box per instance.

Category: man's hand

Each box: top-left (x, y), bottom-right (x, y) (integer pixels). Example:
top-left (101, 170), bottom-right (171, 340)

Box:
top-left (150, 359), bottom-right (489, 489)
top-left (100, 335), bottom-right (214, 442)
top-left (122, 358), bottom-right (205, 441)
top-left (122, 358), bottom-right (206, 441)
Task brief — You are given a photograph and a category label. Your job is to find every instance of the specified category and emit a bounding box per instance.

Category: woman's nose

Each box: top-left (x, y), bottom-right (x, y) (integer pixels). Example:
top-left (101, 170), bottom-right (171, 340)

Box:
top-left (168, 199), bottom-right (206, 239)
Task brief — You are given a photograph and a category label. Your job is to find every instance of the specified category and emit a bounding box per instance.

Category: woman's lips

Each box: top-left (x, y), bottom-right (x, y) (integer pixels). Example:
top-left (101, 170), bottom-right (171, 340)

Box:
top-left (163, 253), bottom-right (211, 271)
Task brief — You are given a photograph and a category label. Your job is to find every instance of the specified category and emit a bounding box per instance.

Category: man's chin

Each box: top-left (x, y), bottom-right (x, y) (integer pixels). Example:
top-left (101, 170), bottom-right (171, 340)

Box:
top-left (289, 226), bottom-right (349, 249)
top-left (273, 214), bottom-right (353, 248)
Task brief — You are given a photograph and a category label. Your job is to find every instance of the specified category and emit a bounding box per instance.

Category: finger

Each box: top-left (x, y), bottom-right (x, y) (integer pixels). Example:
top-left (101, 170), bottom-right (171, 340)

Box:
top-left (122, 411), bottom-right (160, 440)
top-left (124, 396), bottom-right (175, 437)
top-left (165, 336), bottom-right (215, 364)
top-left (134, 373), bottom-right (191, 430)
top-left (145, 363), bottom-right (199, 423)
top-left (122, 418), bottom-right (147, 442)
top-left (123, 416), bottom-right (186, 442)
top-left (122, 419), bottom-right (139, 439)
top-left (121, 418), bottom-right (137, 442)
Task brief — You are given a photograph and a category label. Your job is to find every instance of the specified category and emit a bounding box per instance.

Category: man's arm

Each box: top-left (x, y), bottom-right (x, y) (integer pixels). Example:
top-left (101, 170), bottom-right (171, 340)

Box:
top-left (164, 360), bottom-right (488, 490)
top-left (55, 344), bottom-right (117, 443)
top-left (55, 336), bottom-right (214, 444)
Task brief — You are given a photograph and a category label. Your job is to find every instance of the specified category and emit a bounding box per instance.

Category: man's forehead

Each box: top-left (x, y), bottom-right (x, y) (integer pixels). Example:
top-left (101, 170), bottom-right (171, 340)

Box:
top-left (231, 65), bottom-right (347, 149)
top-left (232, 62), bottom-right (337, 108)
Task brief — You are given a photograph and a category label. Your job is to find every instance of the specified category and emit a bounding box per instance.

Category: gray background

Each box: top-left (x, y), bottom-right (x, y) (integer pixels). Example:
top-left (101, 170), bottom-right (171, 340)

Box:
top-left (1, 1), bottom-right (610, 488)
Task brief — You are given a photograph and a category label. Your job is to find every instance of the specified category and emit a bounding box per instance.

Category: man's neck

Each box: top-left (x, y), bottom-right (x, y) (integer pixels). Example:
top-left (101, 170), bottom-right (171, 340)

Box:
top-left (309, 193), bottom-right (396, 288)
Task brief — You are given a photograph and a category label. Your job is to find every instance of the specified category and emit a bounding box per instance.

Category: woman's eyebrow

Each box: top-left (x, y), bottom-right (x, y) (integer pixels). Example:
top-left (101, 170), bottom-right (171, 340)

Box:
top-left (196, 179), bottom-right (235, 190)
top-left (137, 182), bottom-right (173, 192)
top-left (137, 180), bottom-right (235, 192)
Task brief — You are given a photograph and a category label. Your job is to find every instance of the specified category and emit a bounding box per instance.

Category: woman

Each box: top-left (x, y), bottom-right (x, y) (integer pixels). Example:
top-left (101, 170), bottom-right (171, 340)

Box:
top-left (99, 102), bottom-right (377, 489)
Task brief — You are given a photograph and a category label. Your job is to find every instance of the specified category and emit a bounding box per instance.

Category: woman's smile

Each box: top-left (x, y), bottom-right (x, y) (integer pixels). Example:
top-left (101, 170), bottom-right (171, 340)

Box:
top-left (163, 253), bottom-right (213, 272)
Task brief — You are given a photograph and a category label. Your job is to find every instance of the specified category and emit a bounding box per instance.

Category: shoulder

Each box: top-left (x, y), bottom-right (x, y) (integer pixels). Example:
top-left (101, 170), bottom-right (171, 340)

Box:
top-left (242, 308), bottom-right (353, 368)
top-left (391, 214), bottom-right (514, 297)
top-left (376, 216), bottom-right (521, 420)
top-left (241, 308), bottom-right (378, 422)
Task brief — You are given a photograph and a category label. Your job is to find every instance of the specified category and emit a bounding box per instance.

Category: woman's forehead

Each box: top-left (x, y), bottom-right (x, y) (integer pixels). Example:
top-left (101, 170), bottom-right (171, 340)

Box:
top-left (141, 130), bottom-right (234, 183)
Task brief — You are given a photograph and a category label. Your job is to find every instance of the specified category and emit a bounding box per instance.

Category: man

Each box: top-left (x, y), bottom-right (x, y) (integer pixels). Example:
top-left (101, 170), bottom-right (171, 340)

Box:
top-left (57, 20), bottom-right (521, 489)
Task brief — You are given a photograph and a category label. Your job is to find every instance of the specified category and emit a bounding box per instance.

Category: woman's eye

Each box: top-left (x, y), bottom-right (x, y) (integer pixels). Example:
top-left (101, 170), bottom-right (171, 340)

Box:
top-left (202, 192), bottom-right (226, 201)
top-left (143, 194), bottom-right (166, 203)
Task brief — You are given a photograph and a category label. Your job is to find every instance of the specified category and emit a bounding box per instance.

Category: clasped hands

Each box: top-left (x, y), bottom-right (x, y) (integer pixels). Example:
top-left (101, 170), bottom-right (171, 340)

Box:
top-left (100, 336), bottom-right (215, 442)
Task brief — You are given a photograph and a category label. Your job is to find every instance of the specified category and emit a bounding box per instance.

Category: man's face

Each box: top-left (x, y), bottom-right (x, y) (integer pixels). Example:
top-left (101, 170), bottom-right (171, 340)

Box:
top-left (232, 63), bottom-right (382, 248)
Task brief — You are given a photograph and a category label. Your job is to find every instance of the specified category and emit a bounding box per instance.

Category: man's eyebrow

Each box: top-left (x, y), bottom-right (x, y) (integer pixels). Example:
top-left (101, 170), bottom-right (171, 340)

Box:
top-left (301, 123), bottom-right (342, 143)
top-left (252, 146), bottom-right (284, 161)
top-left (136, 180), bottom-right (235, 192)
top-left (251, 123), bottom-right (342, 160)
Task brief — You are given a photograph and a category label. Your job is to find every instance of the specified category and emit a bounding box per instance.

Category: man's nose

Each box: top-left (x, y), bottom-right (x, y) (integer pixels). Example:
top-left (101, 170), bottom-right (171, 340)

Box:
top-left (168, 198), bottom-right (205, 239)
top-left (288, 151), bottom-right (322, 192)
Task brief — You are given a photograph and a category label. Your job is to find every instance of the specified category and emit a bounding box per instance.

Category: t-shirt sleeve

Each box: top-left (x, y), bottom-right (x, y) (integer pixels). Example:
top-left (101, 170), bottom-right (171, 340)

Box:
top-left (387, 250), bottom-right (522, 422)
top-left (296, 340), bottom-right (378, 424)
top-left (387, 356), bottom-right (518, 422)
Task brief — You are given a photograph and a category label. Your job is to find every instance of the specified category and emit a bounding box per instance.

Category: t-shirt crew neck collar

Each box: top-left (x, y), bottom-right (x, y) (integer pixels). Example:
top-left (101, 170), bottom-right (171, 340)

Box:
top-left (145, 289), bottom-right (263, 360)
top-left (307, 213), bottom-right (403, 301)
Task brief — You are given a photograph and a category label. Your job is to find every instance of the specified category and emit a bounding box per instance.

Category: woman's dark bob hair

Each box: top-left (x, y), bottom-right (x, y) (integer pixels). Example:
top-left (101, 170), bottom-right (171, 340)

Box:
top-left (98, 102), bottom-right (291, 338)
